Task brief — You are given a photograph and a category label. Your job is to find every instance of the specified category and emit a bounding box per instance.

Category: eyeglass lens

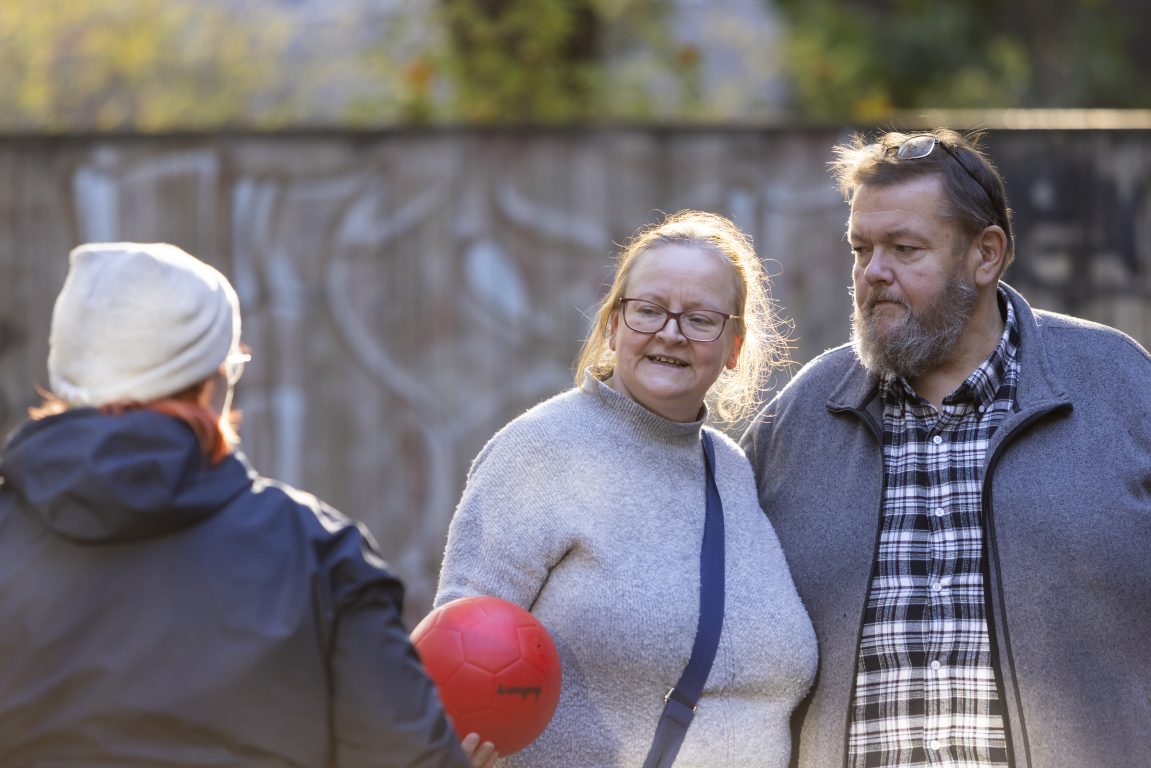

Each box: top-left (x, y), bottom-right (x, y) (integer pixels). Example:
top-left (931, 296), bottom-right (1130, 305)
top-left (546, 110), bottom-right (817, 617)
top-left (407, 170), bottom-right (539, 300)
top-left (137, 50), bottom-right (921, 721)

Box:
top-left (894, 135), bottom-right (938, 160)
top-left (620, 299), bottom-right (730, 342)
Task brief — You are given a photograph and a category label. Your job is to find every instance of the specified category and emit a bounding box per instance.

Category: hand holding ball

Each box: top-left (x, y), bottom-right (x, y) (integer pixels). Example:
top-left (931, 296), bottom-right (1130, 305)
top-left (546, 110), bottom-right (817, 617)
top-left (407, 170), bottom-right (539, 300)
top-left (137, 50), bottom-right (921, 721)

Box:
top-left (411, 596), bottom-right (562, 756)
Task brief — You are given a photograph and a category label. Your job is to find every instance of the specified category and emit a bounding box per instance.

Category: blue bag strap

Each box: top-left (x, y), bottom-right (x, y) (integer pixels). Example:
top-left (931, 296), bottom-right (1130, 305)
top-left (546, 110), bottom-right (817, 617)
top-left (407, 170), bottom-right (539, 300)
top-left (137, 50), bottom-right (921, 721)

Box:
top-left (642, 430), bottom-right (726, 768)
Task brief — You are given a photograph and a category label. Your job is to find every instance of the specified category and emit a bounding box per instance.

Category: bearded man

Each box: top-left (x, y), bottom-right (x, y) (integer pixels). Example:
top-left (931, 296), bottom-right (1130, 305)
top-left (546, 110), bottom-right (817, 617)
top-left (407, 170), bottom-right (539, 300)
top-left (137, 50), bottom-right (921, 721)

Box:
top-left (741, 128), bottom-right (1151, 768)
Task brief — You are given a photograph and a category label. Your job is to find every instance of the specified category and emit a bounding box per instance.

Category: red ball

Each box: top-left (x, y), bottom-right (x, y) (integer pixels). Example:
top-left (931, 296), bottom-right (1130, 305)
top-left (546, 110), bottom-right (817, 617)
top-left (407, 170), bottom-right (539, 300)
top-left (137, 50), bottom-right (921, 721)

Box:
top-left (411, 595), bottom-right (562, 756)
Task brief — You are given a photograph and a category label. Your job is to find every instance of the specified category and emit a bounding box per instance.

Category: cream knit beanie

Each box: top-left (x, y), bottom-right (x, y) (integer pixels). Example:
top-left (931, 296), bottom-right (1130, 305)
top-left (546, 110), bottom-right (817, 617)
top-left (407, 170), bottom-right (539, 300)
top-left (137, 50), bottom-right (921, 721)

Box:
top-left (48, 242), bottom-right (241, 407)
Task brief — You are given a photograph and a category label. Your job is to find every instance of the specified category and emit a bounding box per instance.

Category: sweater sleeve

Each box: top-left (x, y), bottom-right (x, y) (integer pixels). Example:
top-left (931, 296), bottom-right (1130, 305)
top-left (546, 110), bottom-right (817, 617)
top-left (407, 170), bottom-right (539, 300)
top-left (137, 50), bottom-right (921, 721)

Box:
top-left (435, 419), bottom-right (574, 612)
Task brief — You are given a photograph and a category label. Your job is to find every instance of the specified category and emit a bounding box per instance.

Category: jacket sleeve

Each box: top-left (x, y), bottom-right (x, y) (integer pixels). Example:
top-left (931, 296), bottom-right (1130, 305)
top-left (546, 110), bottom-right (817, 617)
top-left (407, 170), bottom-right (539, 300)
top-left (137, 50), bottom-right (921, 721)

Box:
top-left (738, 402), bottom-right (776, 511)
top-left (320, 512), bottom-right (470, 768)
top-left (329, 591), bottom-right (471, 768)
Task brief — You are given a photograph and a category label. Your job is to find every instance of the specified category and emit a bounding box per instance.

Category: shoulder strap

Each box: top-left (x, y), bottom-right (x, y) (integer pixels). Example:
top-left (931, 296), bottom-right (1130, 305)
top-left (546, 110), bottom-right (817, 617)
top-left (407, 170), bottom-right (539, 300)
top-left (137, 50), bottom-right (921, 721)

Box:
top-left (642, 430), bottom-right (726, 768)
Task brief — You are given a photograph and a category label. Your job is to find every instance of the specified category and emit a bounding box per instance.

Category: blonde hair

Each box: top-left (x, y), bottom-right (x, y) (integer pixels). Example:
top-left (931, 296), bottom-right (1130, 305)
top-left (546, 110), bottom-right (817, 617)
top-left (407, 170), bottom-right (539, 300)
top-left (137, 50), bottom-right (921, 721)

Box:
top-left (573, 210), bottom-right (790, 425)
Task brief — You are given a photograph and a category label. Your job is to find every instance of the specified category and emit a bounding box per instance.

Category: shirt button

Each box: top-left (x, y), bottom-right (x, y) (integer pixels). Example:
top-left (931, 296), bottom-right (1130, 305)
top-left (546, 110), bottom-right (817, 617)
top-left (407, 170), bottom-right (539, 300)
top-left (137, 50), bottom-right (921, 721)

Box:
top-left (932, 435), bottom-right (943, 445)
top-left (931, 660), bottom-right (942, 670)
top-left (930, 739), bottom-right (943, 751)
top-left (934, 507), bottom-right (946, 517)
top-left (932, 581), bottom-right (943, 592)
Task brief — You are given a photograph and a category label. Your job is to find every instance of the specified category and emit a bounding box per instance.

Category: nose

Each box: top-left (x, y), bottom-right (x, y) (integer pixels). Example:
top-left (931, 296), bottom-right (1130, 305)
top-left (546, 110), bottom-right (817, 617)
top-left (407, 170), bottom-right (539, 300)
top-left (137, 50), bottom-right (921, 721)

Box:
top-left (654, 314), bottom-right (688, 343)
top-left (859, 248), bottom-right (894, 286)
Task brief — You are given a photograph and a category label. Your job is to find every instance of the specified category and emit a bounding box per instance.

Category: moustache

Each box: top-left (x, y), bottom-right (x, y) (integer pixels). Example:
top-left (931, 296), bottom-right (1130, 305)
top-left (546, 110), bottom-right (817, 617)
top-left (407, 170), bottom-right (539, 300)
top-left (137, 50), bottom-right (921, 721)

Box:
top-left (863, 292), bottom-right (909, 313)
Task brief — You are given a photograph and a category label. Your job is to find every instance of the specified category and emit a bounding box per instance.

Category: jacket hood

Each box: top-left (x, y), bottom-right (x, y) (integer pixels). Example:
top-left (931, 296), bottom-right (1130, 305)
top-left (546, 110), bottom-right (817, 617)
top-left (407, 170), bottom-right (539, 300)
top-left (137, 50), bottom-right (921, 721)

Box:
top-left (0, 408), bottom-right (252, 543)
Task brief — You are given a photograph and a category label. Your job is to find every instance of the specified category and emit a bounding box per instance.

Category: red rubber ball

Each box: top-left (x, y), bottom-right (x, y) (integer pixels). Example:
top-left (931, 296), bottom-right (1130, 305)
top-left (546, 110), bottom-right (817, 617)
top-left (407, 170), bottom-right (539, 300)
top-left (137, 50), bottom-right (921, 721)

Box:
top-left (411, 595), bottom-right (562, 756)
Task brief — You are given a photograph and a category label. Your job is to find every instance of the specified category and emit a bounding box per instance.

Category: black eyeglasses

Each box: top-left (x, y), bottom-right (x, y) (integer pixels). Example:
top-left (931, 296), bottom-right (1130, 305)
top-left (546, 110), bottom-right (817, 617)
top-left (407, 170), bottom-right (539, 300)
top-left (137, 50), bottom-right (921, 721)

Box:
top-left (617, 298), bottom-right (738, 343)
top-left (889, 134), bottom-right (1000, 217)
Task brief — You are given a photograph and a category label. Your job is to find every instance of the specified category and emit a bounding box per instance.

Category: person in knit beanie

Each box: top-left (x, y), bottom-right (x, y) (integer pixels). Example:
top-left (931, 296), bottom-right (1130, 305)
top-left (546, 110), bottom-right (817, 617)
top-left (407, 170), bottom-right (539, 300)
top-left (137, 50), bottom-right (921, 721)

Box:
top-left (48, 242), bottom-right (245, 409)
top-left (40, 242), bottom-right (249, 459)
top-left (0, 243), bottom-right (496, 768)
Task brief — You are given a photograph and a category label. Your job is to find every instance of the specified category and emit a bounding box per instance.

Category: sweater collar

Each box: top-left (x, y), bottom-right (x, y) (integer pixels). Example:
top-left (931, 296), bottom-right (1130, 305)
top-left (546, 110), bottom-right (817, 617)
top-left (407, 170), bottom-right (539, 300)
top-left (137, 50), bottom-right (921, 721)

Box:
top-left (581, 372), bottom-right (706, 447)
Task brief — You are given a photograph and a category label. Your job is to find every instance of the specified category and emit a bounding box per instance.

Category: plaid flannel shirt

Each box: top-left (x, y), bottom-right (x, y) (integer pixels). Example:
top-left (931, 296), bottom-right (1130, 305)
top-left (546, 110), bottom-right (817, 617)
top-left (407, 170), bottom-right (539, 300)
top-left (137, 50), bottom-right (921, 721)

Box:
top-left (848, 295), bottom-right (1020, 767)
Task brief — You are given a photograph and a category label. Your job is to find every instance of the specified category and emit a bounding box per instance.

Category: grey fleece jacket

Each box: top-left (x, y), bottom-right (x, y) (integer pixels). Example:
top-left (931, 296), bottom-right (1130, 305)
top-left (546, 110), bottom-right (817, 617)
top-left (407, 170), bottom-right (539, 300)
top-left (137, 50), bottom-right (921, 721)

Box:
top-left (437, 377), bottom-right (818, 768)
top-left (740, 283), bottom-right (1151, 768)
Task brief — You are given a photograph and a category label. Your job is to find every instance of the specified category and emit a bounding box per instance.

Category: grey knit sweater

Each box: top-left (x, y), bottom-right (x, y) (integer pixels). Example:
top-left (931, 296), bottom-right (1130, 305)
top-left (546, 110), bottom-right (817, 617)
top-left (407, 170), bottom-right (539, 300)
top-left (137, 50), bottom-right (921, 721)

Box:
top-left (436, 377), bottom-right (817, 767)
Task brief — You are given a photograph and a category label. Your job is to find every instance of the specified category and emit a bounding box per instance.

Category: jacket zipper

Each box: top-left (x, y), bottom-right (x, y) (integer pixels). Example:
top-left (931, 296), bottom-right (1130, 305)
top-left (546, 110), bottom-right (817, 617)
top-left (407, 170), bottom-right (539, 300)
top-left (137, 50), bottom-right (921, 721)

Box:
top-left (979, 404), bottom-right (1066, 768)
top-left (832, 403), bottom-right (885, 768)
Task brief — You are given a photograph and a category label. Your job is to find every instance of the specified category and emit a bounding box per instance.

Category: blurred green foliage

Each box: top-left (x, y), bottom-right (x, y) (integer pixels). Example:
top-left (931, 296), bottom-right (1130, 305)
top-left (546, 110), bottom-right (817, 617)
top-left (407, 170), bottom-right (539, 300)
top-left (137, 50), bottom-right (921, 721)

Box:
top-left (374, 0), bottom-right (703, 125)
top-left (0, 0), bottom-right (1145, 131)
top-left (435, 0), bottom-right (601, 122)
top-left (773, 0), bottom-right (1151, 122)
top-left (0, 0), bottom-right (291, 131)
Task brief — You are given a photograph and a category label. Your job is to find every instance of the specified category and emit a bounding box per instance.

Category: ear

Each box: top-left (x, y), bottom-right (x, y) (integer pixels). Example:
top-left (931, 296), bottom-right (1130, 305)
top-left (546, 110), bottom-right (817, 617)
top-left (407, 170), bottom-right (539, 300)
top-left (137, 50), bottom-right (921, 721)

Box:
top-left (972, 225), bottom-right (1009, 288)
top-left (726, 335), bottom-right (744, 370)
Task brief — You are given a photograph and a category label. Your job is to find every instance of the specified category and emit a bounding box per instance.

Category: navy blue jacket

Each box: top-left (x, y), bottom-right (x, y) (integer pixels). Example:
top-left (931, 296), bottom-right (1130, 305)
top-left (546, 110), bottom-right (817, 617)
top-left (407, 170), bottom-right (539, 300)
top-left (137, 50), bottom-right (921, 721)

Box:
top-left (0, 408), bottom-right (467, 768)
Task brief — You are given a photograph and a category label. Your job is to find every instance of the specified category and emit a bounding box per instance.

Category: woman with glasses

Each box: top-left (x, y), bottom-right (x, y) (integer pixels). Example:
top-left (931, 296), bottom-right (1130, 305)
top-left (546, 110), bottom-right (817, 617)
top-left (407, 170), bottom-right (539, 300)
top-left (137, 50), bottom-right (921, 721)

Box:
top-left (435, 210), bottom-right (817, 767)
top-left (0, 243), bottom-right (496, 768)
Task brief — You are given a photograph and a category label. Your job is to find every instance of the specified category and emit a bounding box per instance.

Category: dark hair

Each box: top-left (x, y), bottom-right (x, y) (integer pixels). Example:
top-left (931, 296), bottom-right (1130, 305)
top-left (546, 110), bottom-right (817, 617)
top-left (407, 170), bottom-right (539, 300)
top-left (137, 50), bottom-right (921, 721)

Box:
top-left (829, 128), bottom-right (1015, 274)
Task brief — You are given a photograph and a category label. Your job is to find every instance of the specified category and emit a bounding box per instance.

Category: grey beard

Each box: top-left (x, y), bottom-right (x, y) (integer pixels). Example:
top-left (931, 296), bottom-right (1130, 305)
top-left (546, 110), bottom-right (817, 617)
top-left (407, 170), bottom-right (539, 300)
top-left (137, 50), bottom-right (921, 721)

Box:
top-left (851, 275), bottom-right (978, 380)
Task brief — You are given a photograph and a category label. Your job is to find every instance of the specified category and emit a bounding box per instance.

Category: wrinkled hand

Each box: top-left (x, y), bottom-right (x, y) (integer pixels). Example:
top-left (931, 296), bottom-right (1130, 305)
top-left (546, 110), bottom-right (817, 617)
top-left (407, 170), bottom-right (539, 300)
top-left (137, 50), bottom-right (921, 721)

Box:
top-left (460, 732), bottom-right (498, 768)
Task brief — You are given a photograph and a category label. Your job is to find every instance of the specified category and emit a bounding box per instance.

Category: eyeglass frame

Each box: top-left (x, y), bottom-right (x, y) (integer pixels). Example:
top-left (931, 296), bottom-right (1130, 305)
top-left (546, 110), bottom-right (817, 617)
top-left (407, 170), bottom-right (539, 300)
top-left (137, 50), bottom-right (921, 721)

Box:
top-left (616, 297), bottom-right (739, 343)
top-left (223, 351), bottom-right (251, 385)
top-left (886, 134), bottom-right (1004, 229)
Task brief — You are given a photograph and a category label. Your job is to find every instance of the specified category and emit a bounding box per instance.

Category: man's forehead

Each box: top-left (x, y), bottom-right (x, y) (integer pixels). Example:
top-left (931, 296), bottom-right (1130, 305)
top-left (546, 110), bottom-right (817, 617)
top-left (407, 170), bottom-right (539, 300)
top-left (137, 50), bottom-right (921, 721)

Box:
top-left (851, 176), bottom-right (945, 209)
top-left (848, 220), bottom-right (931, 243)
top-left (848, 178), bottom-right (947, 238)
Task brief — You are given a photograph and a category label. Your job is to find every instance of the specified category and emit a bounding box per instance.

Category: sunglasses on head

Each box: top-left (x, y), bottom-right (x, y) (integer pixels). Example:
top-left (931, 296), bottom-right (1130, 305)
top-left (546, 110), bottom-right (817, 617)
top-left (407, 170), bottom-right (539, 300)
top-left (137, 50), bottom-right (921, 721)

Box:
top-left (888, 134), bottom-right (1000, 217)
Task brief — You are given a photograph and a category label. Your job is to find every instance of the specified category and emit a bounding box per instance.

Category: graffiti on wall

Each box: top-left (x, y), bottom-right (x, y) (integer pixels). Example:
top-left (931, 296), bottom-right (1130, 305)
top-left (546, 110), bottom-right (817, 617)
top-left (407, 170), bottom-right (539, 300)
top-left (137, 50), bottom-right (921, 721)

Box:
top-left (1, 129), bottom-right (1147, 620)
